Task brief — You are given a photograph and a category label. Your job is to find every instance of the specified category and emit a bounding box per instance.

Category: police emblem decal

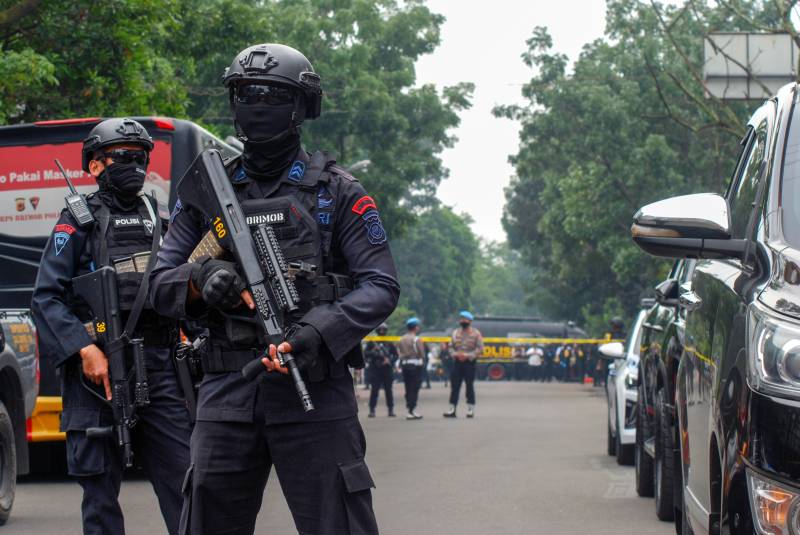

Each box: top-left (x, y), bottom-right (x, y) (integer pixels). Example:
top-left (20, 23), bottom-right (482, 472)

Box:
top-left (53, 223), bottom-right (76, 256)
top-left (143, 219), bottom-right (154, 235)
top-left (288, 161), bottom-right (306, 182)
top-left (362, 209), bottom-right (386, 245)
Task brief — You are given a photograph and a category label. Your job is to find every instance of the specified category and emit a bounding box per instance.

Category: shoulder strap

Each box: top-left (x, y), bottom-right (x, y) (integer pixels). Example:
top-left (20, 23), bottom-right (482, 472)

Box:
top-left (88, 198), bottom-right (111, 267)
top-left (120, 195), bottom-right (162, 341)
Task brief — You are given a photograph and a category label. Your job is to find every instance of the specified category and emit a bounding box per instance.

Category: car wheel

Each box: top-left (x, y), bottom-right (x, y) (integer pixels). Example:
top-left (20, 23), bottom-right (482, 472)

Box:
top-left (655, 388), bottom-right (675, 521)
top-left (616, 412), bottom-right (635, 465)
top-left (635, 390), bottom-right (654, 497)
top-left (0, 401), bottom-right (16, 525)
top-left (607, 397), bottom-right (617, 456)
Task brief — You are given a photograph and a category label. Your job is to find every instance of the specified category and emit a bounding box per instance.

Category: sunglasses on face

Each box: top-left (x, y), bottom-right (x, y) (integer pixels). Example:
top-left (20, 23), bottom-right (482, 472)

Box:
top-left (236, 84), bottom-right (295, 106)
top-left (101, 149), bottom-right (149, 166)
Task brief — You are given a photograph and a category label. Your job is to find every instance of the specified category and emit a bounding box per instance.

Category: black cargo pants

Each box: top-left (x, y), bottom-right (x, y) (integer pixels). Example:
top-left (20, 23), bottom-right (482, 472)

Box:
top-left (401, 365), bottom-right (423, 412)
top-left (62, 346), bottom-right (192, 535)
top-left (181, 415), bottom-right (378, 535)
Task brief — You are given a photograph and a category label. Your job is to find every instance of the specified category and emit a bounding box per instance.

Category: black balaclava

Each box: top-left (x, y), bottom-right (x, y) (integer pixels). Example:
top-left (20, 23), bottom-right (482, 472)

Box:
top-left (235, 94), bottom-right (304, 181)
top-left (97, 162), bottom-right (146, 211)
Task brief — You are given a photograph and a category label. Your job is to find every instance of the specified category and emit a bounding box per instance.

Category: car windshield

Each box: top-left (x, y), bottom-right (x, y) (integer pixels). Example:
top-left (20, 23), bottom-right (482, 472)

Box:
top-left (782, 92), bottom-right (800, 248)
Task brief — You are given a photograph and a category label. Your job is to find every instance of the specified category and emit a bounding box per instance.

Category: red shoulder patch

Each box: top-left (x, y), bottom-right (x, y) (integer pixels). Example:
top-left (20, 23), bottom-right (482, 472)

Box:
top-left (351, 195), bottom-right (377, 215)
top-left (54, 223), bottom-right (76, 235)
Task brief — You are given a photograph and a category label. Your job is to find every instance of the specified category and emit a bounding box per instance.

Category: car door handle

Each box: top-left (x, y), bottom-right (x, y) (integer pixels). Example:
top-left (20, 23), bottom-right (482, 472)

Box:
top-left (679, 291), bottom-right (702, 312)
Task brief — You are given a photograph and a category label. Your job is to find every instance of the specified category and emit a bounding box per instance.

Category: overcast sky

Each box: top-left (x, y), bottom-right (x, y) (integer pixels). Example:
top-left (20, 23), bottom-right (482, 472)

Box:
top-left (415, 0), bottom-right (608, 242)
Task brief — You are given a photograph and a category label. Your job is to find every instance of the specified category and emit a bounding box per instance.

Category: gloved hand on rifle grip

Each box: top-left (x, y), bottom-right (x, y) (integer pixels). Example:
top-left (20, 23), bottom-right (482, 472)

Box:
top-left (191, 256), bottom-right (246, 310)
top-left (266, 324), bottom-right (326, 382)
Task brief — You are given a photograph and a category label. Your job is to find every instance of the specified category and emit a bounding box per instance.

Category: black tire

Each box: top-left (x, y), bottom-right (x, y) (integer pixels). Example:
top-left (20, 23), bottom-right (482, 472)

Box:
top-left (616, 412), bottom-right (635, 466)
top-left (636, 389), bottom-right (654, 497)
top-left (655, 388), bottom-right (675, 521)
top-left (607, 396), bottom-right (617, 456)
top-left (0, 401), bottom-right (16, 525)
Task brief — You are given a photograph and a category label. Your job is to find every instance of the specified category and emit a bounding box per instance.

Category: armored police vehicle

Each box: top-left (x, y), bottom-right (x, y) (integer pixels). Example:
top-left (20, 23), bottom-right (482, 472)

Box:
top-left (0, 117), bottom-right (238, 474)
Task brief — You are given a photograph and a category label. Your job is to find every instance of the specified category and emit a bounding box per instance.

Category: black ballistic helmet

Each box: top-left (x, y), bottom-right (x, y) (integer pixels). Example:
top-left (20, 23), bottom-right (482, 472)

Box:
top-left (82, 118), bottom-right (154, 172)
top-left (223, 44), bottom-right (322, 119)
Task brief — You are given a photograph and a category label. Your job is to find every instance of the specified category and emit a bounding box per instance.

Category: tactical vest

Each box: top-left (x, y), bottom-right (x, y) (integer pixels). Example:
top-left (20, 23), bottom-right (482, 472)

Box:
top-left (205, 152), bottom-right (353, 352)
top-left (85, 194), bottom-right (173, 341)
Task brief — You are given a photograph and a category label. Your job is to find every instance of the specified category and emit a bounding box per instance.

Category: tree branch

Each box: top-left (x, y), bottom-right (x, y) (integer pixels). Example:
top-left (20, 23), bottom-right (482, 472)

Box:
top-left (0, 0), bottom-right (42, 35)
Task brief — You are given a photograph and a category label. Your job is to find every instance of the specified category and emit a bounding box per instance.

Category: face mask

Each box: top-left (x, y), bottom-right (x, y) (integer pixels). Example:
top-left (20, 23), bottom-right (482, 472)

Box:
top-left (100, 162), bottom-right (146, 197)
top-left (235, 102), bottom-right (295, 142)
top-left (460, 321), bottom-right (470, 329)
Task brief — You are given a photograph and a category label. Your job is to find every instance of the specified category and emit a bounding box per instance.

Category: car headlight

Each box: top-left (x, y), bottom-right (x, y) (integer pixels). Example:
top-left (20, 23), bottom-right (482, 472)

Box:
top-left (748, 303), bottom-right (800, 399)
top-left (747, 469), bottom-right (800, 535)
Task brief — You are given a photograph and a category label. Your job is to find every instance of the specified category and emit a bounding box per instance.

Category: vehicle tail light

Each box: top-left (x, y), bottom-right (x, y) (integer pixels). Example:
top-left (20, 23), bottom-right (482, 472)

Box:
top-left (152, 117), bottom-right (175, 131)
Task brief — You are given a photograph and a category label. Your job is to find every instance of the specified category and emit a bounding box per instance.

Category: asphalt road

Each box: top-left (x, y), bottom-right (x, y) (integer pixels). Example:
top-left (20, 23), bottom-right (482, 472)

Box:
top-left (8, 381), bottom-right (674, 534)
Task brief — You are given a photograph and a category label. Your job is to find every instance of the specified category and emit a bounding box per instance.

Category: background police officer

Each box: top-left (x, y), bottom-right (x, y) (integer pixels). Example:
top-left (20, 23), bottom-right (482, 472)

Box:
top-left (364, 323), bottom-right (397, 417)
top-left (149, 43), bottom-right (400, 534)
top-left (444, 311), bottom-right (483, 418)
top-left (31, 118), bottom-right (191, 534)
top-left (397, 317), bottom-right (425, 420)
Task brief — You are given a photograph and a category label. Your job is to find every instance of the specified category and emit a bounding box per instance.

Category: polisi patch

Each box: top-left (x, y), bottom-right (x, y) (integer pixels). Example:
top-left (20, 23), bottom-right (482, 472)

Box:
top-left (114, 217), bottom-right (142, 228)
top-left (362, 209), bottom-right (386, 245)
top-left (246, 211), bottom-right (286, 227)
top-left (288, 161), bottom-right (306, 182)
top-left (352, 195), bottom-right (377, 216)
top-left (143, 219), bottom-right (154, 235)
top-left (53, 223), bottom-right (76, 256)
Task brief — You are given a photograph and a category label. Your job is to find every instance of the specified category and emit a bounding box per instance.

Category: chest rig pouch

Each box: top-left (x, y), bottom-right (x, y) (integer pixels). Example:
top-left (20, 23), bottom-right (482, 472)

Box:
top-left (86, 195), bottom-right (173, 344)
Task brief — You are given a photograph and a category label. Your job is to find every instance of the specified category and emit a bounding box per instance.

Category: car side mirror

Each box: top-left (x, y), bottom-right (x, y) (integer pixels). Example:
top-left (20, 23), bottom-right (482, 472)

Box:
top-left (598, 342), bottom-right (625, 360)
top-left (655, 278), bottom-right (679, 306)
top-left (631, 193), bottom-right (747, 259)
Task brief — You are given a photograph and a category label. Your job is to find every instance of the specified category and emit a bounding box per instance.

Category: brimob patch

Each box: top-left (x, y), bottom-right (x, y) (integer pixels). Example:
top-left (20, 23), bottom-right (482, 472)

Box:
top-left (53, 223), bottom-right (76, 256)
top-left (232, 167), bottom-right (248, 183)
top-left (362, 209), bottom-right (386, 245)
top-left (352, 195), bottom-right (377, 216)
top-left (288, 161), bottom-right (306, 182)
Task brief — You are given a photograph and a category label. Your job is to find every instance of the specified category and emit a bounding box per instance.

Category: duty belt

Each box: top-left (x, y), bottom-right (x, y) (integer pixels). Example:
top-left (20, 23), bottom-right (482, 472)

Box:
top-left (401, 358), bottom-right (424, 367)
top-left (202, 345), bottom-right (259, 373)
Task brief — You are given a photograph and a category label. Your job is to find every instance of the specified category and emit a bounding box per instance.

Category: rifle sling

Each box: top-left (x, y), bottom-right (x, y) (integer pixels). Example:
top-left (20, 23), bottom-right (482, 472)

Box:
top-left (120, 195), bottom-right (162, 342)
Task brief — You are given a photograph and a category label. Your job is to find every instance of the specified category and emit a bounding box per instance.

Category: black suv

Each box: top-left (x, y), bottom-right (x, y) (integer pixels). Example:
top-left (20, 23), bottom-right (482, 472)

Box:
top-left (632, 82), bottom-right (800, 534)
top-left (636, 258), bottom-right (696, 523)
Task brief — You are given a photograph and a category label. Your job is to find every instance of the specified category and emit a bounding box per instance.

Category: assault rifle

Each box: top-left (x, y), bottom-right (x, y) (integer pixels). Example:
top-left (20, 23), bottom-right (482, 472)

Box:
top-left (72, 267), bottom-right (149, 467)
top-left (178, 149), bottom-right (314, 412)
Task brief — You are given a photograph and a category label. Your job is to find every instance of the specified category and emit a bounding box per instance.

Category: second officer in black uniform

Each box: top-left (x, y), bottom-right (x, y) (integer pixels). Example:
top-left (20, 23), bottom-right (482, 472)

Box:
top-left (364, 323), bottom-right (398, 417)
top-left (149, 44), bottom-right (400, 534)
top-left (31, 118), bottom-right (191, 534)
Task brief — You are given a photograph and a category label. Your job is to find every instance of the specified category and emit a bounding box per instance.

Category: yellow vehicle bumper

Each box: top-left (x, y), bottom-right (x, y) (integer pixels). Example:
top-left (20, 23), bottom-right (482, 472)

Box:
top-left (27, 396), bottom-right (65, 442)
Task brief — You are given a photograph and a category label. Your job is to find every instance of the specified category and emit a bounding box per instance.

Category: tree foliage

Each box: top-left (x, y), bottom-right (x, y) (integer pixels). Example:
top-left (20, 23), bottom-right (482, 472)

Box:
top-left (1, 0), bottom-right (472, 236)
top-left (498, 1), bottom-right (783, 332)
top-left (389, 205), bottom-right (479, 328)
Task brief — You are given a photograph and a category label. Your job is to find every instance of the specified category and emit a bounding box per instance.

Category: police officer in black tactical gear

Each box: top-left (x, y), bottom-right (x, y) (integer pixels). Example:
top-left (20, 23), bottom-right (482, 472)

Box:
top-left (31, 118), bottom-right (191, 535)
top-left (364, 323), bottom-right (398, 418)
top-left (149, 43), bottom-right (400, 535)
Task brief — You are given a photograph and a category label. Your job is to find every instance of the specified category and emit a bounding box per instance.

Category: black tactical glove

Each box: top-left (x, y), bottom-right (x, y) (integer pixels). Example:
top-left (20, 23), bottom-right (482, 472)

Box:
top-left (191, 256), bottom-right (246, 310)
top-left (287, 324), bottom-right (326, 382)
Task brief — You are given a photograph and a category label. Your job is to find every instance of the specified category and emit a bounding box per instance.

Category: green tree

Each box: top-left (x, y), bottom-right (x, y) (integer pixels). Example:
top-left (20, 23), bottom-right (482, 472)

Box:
top-left (390, 205), bottom-right (479, 327)
top-left (470, 241), bottom-right (538, 318)
top-left (2, 0), bottom-right (472, 238)
top-left (171, 0), bottom-right (473, 235)
top-left (497, 1), bottom-right (778, 333)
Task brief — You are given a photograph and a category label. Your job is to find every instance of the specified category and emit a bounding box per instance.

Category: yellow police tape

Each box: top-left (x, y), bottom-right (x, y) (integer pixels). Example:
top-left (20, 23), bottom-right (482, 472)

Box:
top-left (364, 336), bottom-right (623, 344)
